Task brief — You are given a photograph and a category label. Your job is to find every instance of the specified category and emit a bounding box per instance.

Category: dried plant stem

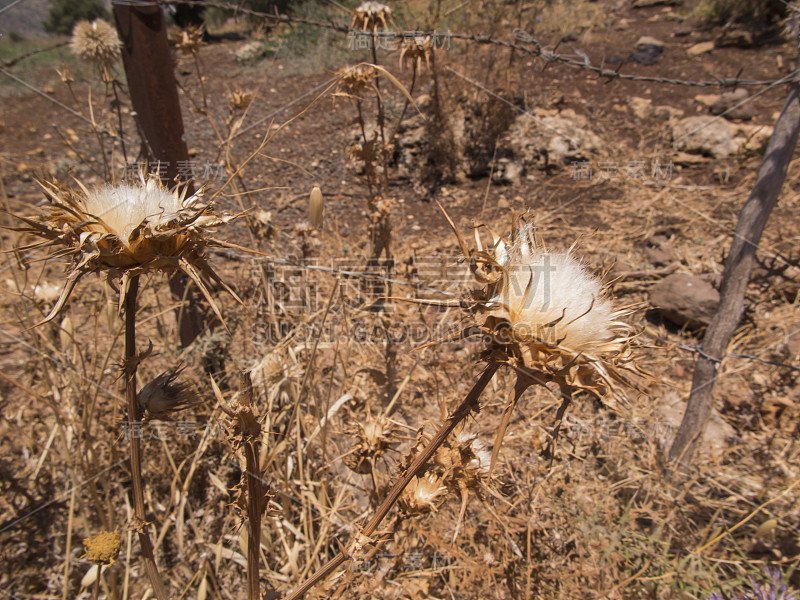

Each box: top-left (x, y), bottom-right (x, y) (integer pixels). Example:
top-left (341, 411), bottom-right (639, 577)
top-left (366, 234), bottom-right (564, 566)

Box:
top-left (284, 361), bottom-right (501, 600)
top-left (92, 565), bottom-right (102, 600)
top-left (111, 80), bottom-right (129, 166)
top-left (236, 371), bottom-right (263, 600)
top-left (124, 275), bottom-right (168, 600)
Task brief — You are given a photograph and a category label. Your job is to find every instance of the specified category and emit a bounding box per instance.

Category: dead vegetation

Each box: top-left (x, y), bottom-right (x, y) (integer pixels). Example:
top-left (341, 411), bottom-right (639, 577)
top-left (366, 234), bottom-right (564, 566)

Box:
top-left (0, 1), bottom-right (799, 599)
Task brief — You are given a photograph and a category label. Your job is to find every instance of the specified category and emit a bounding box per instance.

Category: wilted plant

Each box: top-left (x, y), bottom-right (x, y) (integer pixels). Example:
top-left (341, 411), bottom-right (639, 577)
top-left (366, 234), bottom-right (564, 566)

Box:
top-left (138, 365), bottom-right (197, 420)
top-left (350, 1), bottom-right (396, 34)
top-left (398, 35), bottom-right (434, 72)
top-left (283, 211), bottom-right (642, 599)
top-left (9, 174), bottom-right (238, 600)
top-left (170, 23), bottom-right (205, 57)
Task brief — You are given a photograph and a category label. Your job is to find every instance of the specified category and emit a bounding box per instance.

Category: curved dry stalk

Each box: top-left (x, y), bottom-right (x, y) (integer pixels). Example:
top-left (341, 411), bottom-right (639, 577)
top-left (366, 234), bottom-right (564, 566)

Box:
top-left (124, 275), bottom-right (168, 600)
top-left (284, 361), bottom-right (500, 600)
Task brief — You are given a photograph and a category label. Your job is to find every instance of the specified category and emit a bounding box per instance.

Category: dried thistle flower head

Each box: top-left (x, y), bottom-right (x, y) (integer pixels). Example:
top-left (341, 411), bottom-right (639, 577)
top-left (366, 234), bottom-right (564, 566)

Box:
top-left (350, 2), bottom-right (394, 33)
top-left (139, 366), bottom-right (197, 420)
top-left (170, 24), bottom-right (205, 56)
top-left (454, 430), bottom-right (491, 484)
top-left (70, 19), bottom-right (121, 82)
top-left (228, 87), bottom-right (253, 112)
top-left (400, 473), bottom-right (447, 513)
top-left (434, 208), bottom-right (639, 401)
top-left (57, 64), bottom-right (74, 85)
top-left (336, 64), bottom-right (376, 98)
top-left (344, 414), bottom-right (396, 474)
top-left (83, 529), bottom-right (121, 566)
top-left (398, 35), bottom-right (433, 71)
top-left (11, 174), bottom-right (238, 326)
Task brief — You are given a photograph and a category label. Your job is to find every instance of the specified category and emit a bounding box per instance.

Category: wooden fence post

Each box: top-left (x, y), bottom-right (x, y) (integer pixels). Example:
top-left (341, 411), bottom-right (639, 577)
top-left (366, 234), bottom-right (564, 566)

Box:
top-left (113, 1), bottom-right (208, 348)
top-left (669, 63), bottom-right (800, 467)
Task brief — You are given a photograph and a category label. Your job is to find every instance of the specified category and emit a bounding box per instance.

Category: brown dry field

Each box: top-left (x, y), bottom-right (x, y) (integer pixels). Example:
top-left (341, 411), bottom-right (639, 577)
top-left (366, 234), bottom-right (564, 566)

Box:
top-left (0, 1), bottom-right (799, 599)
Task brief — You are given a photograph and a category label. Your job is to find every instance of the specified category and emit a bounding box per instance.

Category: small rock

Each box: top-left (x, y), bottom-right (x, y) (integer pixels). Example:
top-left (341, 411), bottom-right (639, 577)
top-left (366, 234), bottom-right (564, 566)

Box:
top-left (658, 392), bottom-right (736, 459)
top-left (492, 158), bottom-right (524, 185)
top-left (687, 41), bottom-right (714, 56)
top-left (235, 41), bottom-right (266, 63)
top-left (672, 116), bottom-right (737, 158)
top-left (650, 273), bottom-right (720, 329)
top-left (711, 88), bottom-right (754, 121)
top-left (694, 93), bottom-right (721, 108)
top-left (629, 96), bottom-right (653, 119)
top-left (636, 36), bottom-right (665, 49)
top-left (646, 246), bottom-right (672, 267)
top-left (654, 105), bottom-right (684, 120)
top-left (629, 44), bottom-right (663, 65)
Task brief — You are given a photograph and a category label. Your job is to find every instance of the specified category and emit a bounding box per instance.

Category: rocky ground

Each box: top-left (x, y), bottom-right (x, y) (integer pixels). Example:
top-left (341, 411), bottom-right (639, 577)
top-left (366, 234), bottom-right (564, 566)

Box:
top-left (0, 1), bottom-right (799, 599)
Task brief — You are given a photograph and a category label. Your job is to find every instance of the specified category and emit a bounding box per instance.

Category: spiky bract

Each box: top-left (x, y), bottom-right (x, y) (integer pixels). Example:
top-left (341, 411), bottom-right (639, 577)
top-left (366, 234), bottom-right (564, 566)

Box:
top-left (12, 175), bottom-right (238, 325)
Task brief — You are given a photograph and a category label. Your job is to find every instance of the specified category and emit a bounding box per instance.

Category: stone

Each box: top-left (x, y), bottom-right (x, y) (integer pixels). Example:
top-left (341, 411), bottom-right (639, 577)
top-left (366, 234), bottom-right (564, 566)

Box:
top-left (672, 116), bottom-right (737, 158)
top-left (629, 96), bottom-right (653, 119)
top-left (491, 158), bottom-right (524, 185)
top-left (629, 44), bottom-right (663, 65)
top-left (658, 392), bottom-right (736, 459)
top-left (505, 109), bottom-right (603, 170)
top-left (646, 246), bottom-right (672, 267)
top-left (694, 94), bottom-right (720, 108)
top-left (654, 105), bottom-right (684, 120)
top-left (636, 36), bottom-right (665, 49)
top-left (235, 41), bottom-right (265, 63)
top-left (650, 273), bottom-right (720, 329)
top-left (687, 41), bottom-right (714, 56)
top-left (711, 88), bottom-right (755, 121)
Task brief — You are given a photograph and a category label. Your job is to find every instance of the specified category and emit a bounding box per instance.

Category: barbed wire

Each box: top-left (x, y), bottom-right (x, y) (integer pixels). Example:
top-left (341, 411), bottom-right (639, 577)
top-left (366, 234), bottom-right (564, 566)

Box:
top-left (0, 41), bottom-right (67, 68)
top-left (158, 0), bottom-right (797, 89)
top-left (209, 246), bottom-right (800, 372)
top-left (679, 343), bottom-right (800, 372)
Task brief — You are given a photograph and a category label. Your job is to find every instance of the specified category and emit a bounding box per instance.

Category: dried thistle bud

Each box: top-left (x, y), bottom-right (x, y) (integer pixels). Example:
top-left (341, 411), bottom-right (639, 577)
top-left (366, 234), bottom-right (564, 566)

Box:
top-left (170, 24), bottom-right (205, 56)
top-left (83, 529), bottom-right (121, 566)
top-left (398, 35), bottom-right (433, 71)
top-left (400, 473), bottom-right (447, 513)
top-left (351, 2), bottom-right (394, 33)
top-left (309, 185), bottom-right (324, 229)
top-left (344, 414), bottom-right (396, 474)
top-left (228, 87), bottom-right (253, 111)
top-left (59, 315), bottom-right (74, 351)
top-left (454, 431), bottom-right (491, 486)
top-left (57, 64), bottom-right (74, 85)
top-left (138, 366), bottom-right (197, 420)
top-left (336, 64), bottom-right (375, 97)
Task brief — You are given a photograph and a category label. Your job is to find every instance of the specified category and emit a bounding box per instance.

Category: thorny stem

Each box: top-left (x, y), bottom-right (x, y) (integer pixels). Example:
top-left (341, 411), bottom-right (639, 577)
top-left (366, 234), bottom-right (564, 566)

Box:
top-left (124, 275), bottom-right (168, 600)
top-left (237, 371), bottom-right (264, 600)
top-left (92, 565), bottom-right (101, 600)
top-left (284, 361), bottom-right (501, 600)
top-left (111, 80), bottom-right (129, 166)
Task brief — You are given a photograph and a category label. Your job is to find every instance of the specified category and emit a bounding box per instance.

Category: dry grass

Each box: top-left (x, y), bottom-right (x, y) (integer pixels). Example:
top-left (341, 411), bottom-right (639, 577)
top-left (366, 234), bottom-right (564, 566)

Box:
top-left (1, 2), bottom-right (799, 600)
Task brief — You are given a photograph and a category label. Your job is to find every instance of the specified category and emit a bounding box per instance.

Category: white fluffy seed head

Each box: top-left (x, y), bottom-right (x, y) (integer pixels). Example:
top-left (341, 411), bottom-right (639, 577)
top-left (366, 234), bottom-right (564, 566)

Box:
top-left (70, 19), bottom-right (121, 66)
top-left (487, 224), bottom-right (614, 354)
top-left (80, 177), bottom-right (193, 245)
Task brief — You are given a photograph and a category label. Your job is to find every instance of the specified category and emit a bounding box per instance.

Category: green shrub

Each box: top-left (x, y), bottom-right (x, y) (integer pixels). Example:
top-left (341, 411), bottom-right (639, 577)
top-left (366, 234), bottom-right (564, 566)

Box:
top-left (44, 0), bottom-right (109, 35)
top-left (695, 0), bottom-right (787, 30)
